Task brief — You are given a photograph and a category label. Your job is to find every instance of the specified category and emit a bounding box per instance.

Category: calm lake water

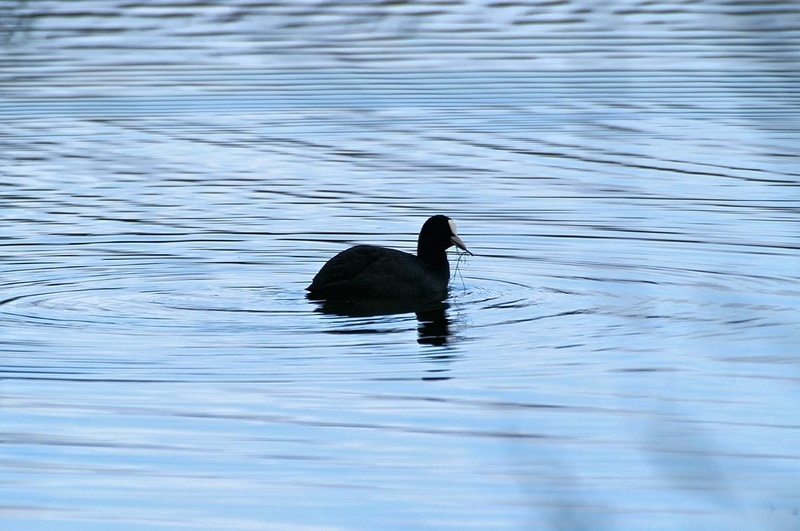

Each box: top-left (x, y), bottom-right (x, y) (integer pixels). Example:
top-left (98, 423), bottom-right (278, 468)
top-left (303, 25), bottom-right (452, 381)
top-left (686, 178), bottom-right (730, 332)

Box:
top-left (2, 1), bottom-right (799, 529)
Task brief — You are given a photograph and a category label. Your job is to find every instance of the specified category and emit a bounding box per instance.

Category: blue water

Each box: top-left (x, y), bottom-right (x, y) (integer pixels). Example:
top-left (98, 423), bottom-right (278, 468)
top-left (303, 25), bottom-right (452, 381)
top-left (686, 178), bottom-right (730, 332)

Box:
top-left (2, 1), bottom-right (799, 529)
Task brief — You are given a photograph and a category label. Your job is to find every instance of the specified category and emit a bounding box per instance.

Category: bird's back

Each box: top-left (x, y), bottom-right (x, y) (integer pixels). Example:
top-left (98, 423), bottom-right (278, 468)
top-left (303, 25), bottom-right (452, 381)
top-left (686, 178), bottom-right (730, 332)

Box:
top-left (306, 245), bottom-right (448, 300)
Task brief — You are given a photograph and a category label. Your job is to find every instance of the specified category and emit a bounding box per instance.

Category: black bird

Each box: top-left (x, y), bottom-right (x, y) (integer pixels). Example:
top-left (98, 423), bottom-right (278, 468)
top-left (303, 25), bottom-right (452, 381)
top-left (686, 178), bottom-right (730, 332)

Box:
top-left (307, 215), bottom-right (471, 301)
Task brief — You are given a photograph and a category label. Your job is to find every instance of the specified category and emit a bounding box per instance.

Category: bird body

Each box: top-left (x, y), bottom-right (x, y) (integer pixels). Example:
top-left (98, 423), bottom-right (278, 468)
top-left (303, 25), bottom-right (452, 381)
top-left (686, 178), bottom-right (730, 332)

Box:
top-left (307, 215), bottom-right (470, 301)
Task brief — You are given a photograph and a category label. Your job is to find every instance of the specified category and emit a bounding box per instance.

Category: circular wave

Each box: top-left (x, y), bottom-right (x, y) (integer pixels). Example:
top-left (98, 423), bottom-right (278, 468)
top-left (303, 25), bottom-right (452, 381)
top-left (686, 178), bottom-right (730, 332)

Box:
top-left (0, 271), bottom-right (307, 335)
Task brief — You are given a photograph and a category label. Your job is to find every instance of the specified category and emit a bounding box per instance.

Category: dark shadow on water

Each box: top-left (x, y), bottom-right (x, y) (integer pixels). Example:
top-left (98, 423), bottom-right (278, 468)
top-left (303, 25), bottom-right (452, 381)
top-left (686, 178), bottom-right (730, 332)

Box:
top-left (415, 303), bottom-right (451, 347)
top-left (308, 295), bottom-right (454, 348)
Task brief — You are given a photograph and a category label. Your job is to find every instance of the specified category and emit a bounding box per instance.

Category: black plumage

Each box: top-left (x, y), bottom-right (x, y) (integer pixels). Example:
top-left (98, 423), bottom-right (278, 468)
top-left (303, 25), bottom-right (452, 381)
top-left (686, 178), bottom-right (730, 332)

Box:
top-left (307, 215), bottom-right (470, 301)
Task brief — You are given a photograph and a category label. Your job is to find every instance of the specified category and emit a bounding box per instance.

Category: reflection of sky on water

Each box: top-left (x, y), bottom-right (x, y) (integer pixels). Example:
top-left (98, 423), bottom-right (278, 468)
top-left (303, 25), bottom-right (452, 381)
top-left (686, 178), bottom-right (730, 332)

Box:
top-left (2, 0), bottom-right (798, 71)
top-left (1, 1), bottom-right (798, 529)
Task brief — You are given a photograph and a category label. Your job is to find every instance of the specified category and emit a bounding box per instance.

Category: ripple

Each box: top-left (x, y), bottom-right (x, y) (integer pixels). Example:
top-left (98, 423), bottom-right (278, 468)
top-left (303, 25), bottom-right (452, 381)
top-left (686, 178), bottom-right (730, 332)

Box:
top-left (455, 275), bottom-right (543, 309)
top-left (0, 267), bottom-right (302, 335)
top-left (2, 2), bottom-right (799, 529)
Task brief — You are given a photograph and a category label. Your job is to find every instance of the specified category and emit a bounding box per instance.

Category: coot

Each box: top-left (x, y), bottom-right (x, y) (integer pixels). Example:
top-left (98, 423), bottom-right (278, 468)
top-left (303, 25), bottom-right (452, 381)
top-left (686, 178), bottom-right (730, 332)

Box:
top-left (307, 215), bottom-right (471, 301)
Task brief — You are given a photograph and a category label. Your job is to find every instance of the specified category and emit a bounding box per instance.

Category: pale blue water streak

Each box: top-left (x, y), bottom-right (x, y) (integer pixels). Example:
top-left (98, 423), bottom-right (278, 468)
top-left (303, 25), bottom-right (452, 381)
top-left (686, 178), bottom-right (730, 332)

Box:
top-left (2, 1), bottom-right (799, 530)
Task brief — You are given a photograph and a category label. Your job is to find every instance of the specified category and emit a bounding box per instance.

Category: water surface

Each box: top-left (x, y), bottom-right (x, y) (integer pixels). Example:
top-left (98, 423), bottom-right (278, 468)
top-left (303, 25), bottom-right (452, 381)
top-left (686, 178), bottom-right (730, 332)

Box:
top-left (2, 1), bottom-right (799, 529)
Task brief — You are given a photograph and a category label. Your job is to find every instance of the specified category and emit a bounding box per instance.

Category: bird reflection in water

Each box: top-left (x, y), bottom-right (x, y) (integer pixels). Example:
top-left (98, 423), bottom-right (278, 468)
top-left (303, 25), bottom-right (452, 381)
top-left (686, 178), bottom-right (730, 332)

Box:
top-left (415, 303), bottom-right (451, 347)
top-left (310, 297), bottom-right (454, 348)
